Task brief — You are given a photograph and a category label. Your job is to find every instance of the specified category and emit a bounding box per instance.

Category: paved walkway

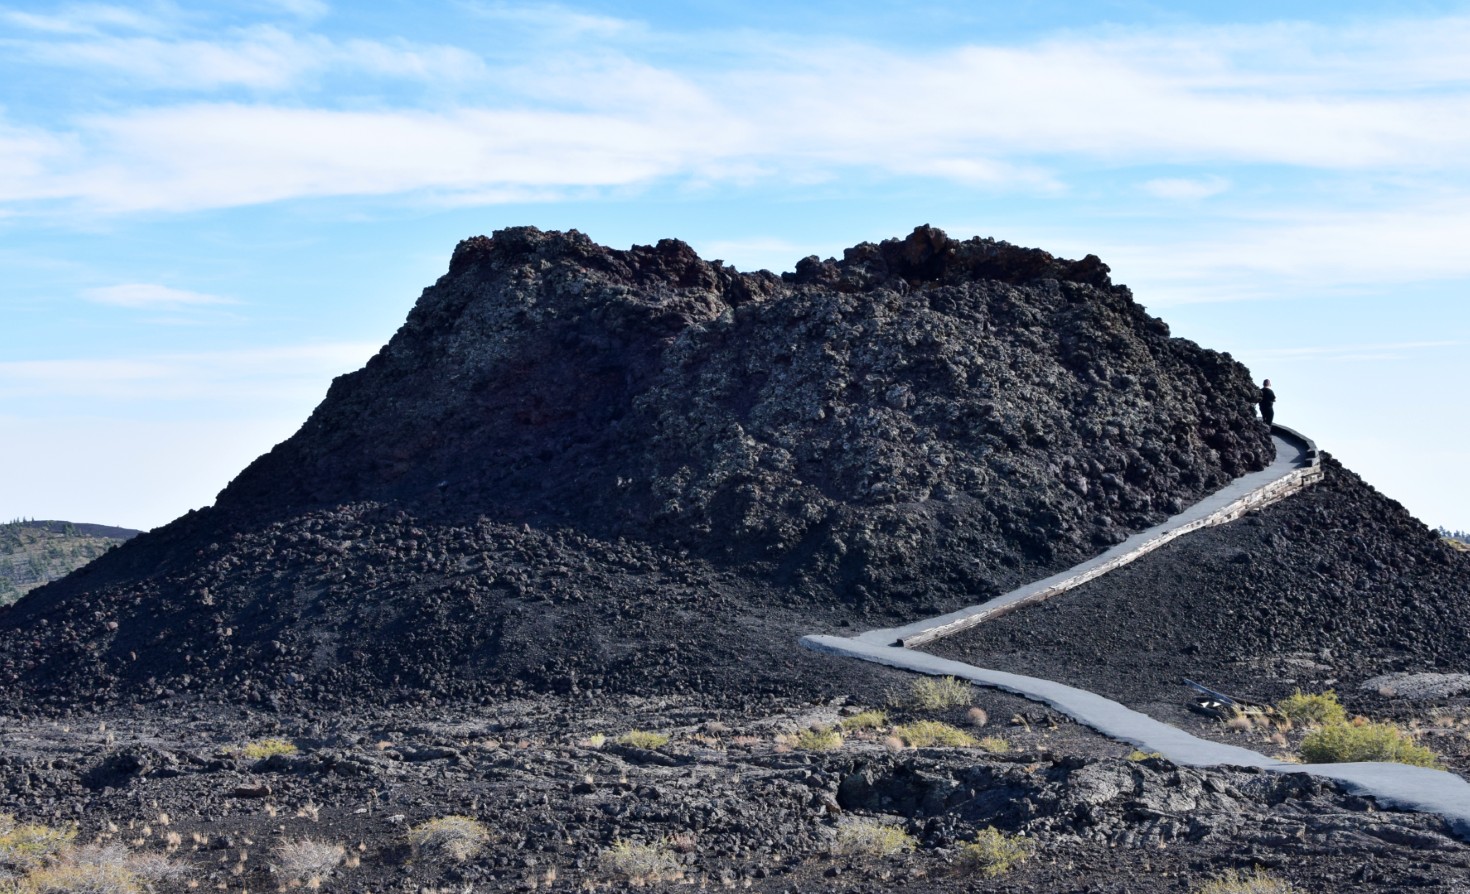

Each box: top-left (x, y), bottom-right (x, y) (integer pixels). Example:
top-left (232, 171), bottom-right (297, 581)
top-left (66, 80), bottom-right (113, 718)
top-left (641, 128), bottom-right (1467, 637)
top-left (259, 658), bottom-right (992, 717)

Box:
top-left (802, 429), bottom-right (1470, 839)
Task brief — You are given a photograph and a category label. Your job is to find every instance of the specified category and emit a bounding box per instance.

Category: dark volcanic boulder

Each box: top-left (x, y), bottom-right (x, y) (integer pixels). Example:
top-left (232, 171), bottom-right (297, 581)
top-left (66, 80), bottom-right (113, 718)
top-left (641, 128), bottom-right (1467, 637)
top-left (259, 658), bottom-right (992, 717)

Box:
top-left (0, 226), bottom-right (1273, 708)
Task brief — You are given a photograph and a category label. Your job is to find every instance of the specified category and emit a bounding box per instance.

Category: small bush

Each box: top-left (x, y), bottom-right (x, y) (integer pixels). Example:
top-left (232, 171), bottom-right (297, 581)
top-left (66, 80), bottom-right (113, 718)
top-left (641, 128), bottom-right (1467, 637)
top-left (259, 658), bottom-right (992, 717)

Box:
top-left (1299, 720), bottom-right (1440, 767)
top-left (1275, 691), bottom-right (1346, 727)
top-left (600, 839), bottom-right (679, 884)
top-left (1197, 866), bottom-right (1297, 893)
top-left (273, 838), bottom-right (345, 883)
top-left (908, 676), bottom-right (972, 710)
top-left (977, 736), bottom-right (1011, 753)
top-left (793, 726), bottom-right (843, 751)
top-left (840, 710), bottom-right (888, 732)
top-left (966, 707), bottom-right (989, 727)
top-left (242, 738), bottom-right (297, 759)
top-left (831, 818), bottom-right (916, 857)
top-left (408, 816), bottom-right (490, 861)
top-left (14, 861), bottom-right (141, 894)
top-left (1127, 750), bottom-right (1164, 761)
top-left (894, 720), bottom-right (977, 748)
top-left (5, 842), bottom-right (188, 894)
top-left (959, 827), bottom-right (1034, 877)
top-left (0, 815), bottom-right (77, 874)
top-left (617, 730), bottom-right (671, 750)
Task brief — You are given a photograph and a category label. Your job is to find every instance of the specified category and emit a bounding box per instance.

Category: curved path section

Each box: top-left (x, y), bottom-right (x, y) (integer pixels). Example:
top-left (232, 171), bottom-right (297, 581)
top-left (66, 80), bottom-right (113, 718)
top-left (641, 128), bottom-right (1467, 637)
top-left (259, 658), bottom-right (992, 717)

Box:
top-left (801, 426), bottom-right (1470, 839)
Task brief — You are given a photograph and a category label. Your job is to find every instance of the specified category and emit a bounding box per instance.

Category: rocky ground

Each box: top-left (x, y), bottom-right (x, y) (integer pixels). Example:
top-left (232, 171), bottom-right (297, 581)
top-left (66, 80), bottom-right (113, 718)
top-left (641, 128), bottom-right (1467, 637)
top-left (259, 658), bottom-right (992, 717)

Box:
top-left (925, 454), bottom-right (1470, 779)
top-left (5, 680), bottom-right (1470, 893)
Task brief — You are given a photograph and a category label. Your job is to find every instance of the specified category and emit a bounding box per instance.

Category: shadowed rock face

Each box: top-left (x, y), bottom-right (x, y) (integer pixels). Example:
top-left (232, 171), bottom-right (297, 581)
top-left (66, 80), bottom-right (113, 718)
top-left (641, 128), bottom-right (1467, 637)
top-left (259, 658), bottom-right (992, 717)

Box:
top-left (0, 226), bottom-right (1273, 707)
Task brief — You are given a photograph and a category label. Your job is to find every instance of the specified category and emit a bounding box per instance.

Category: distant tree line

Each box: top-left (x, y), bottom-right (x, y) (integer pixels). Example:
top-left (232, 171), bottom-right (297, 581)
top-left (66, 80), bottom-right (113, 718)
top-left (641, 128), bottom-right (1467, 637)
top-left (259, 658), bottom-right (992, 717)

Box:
top-left (1436, 527), bottom-right (1469, 544)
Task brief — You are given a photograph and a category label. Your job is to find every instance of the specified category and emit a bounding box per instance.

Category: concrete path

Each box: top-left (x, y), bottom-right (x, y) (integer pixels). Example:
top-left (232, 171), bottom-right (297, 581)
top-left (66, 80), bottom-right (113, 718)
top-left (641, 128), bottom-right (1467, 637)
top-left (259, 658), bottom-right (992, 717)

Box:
top-left (801, 427), bottom-right (1470, 839)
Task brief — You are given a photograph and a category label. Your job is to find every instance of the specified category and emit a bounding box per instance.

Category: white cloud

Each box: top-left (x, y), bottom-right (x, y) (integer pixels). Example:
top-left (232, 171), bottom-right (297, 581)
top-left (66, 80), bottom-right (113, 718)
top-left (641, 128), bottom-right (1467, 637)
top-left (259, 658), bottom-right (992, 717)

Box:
top-left (1100, 201), bottom-right (1470, 304)
top-left (2, 4), bottom-right (161, 36)
top-left (7, 10), bottom-right (1470, 214)
top-left (1142, 176), bottom-right (1230, 200)
top-left (261, 0), bottom-right (330, 21)
top-left (83, 283), bottom-right (236, 309)
top-left (11, 25), bottom-right (488, 90)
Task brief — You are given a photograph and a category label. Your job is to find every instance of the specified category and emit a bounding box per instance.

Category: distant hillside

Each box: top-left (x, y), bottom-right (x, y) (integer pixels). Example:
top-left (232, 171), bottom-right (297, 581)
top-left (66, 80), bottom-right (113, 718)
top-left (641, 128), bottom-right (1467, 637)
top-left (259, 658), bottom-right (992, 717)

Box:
top-left (0, 520), bottom-right (141, 605)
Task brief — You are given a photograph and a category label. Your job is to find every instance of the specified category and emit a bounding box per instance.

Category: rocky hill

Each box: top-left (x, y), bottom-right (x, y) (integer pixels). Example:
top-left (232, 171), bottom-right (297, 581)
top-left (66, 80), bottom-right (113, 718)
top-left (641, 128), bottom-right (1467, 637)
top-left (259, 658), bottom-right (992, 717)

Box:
top-left (0, 520), bottom-right (139, 605)
top-left (0, 225), bottom-right (1273, 710)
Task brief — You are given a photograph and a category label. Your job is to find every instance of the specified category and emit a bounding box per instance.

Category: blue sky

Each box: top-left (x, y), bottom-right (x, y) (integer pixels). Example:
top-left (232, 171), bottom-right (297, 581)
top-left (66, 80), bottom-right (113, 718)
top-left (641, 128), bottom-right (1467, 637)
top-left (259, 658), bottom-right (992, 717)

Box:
top-left (1, 0), bottom-right (1467, 531)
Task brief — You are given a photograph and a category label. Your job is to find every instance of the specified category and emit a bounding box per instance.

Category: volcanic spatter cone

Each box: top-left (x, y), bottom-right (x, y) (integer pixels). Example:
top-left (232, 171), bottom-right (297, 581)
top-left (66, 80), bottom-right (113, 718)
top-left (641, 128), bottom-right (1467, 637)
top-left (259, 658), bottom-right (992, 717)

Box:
top-left (0, 226), bottom-right (1273, 707)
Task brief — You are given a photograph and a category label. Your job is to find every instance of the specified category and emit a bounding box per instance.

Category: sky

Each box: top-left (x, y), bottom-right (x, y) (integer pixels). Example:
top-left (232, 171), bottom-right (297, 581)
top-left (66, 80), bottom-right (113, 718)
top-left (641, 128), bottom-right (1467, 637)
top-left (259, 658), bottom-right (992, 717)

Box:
top-left (0, 0), bottom-right (1467, 533)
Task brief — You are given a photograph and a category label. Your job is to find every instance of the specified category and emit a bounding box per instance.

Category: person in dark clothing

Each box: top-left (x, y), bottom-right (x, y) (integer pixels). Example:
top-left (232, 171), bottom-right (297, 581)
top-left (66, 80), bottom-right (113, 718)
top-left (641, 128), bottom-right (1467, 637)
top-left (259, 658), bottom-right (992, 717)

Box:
top-left (1259, 379), bottom-right (1276, 426)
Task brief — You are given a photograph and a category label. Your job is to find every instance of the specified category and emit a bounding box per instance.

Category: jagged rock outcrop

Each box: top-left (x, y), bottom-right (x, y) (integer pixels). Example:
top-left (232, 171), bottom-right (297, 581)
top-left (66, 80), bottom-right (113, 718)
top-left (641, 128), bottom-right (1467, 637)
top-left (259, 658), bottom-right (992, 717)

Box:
top-left (0, 226), bottom-right (1273, 707)
top-left (219, 225), bottom-right (1270, 597)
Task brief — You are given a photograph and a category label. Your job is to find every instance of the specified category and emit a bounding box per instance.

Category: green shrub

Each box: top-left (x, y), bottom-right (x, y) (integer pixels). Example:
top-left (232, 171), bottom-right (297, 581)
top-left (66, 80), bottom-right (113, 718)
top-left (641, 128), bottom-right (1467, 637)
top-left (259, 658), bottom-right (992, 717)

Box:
top-left (1197, 866), bottom-right (1297, 893)
top-left (831, 819), bottom-right (916, 857)
top-left (241, 738), bottom-right (297, 759)
top-left (959, 827), bottom-right (1034, 877)
top-left (0, 814), bottom-right (77, 874)
top-left (408, 816), bottom-right (490, 861)
top-left (839, 710), bottom-right (888, 732)
top-left (1127, 750), bottom-right (1164, 761)
top-left (1275, 690), bottom-right (1346, 726)
top-left (600, 839), bottom-right (679, 884)
top-left (894, 720), bottom-right (977, 748)
top-left (1300, 720), bottom-right (1439, 767)
top-left (617, 730), bottom-right (671, 750)
top-left (793, 726), bottom-right (843, 751)
top-left (908, 676), bottom-right (972, 710)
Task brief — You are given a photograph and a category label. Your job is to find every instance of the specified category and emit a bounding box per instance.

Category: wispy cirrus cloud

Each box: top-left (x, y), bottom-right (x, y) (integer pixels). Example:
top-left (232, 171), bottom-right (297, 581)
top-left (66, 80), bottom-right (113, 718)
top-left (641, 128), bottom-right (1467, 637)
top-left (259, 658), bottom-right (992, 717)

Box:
top-left (6, 24), bottom-right (488, 90)
top-left (5, 7), bottom-right (1470, 238)
top-left (1142, 176), bottom-right (1230, 200)
top-left (82, 283), bottom-right (237, 309)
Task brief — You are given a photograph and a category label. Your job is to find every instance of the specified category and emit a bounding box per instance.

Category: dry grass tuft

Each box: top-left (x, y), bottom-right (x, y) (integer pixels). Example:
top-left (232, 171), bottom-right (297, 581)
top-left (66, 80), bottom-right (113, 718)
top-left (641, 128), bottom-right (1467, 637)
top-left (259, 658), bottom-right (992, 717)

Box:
top-left (408, 817), bottom-right (490, 862)
top-left (600, 839), bottom-right (679, 884)
top-left (241, 738), bottom-right (297, 760)
top-left (272, 838), bottom-right (345, 883)
top-left (893, 720), bottom-right (977, 748)
top-left (1197, 866), bottom-right (1297, 893)
top-left (839, 710), bottom-right (888, 732)
top-left (793, 726), bottom-right (843, 751)
top-left (907, 676), bottom-right (973, 710)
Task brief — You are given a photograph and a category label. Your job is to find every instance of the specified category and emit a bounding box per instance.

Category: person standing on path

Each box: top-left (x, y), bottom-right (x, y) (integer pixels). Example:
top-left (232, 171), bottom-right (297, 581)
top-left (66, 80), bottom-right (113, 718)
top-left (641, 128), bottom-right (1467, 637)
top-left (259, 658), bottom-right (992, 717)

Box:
top-left (1259, 379), bottom-right (1276, 426)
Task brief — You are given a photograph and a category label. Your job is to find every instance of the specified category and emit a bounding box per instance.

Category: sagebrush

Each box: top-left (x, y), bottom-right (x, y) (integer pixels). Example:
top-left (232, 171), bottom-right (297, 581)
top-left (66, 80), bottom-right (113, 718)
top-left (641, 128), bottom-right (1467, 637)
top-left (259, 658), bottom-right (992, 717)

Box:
top-left (408, 816), bottom-right (490, 861)
top-left (959, 827), bottom-right (1034, 877)
top-left (831, 819), bottom-right (916, 857)
top-left (600, 839), bottom-right (679, 883)
top-left (1275, 691), bottom-right (1346, 727)
top-left (1299, 719), bottom-right (1439, 767)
